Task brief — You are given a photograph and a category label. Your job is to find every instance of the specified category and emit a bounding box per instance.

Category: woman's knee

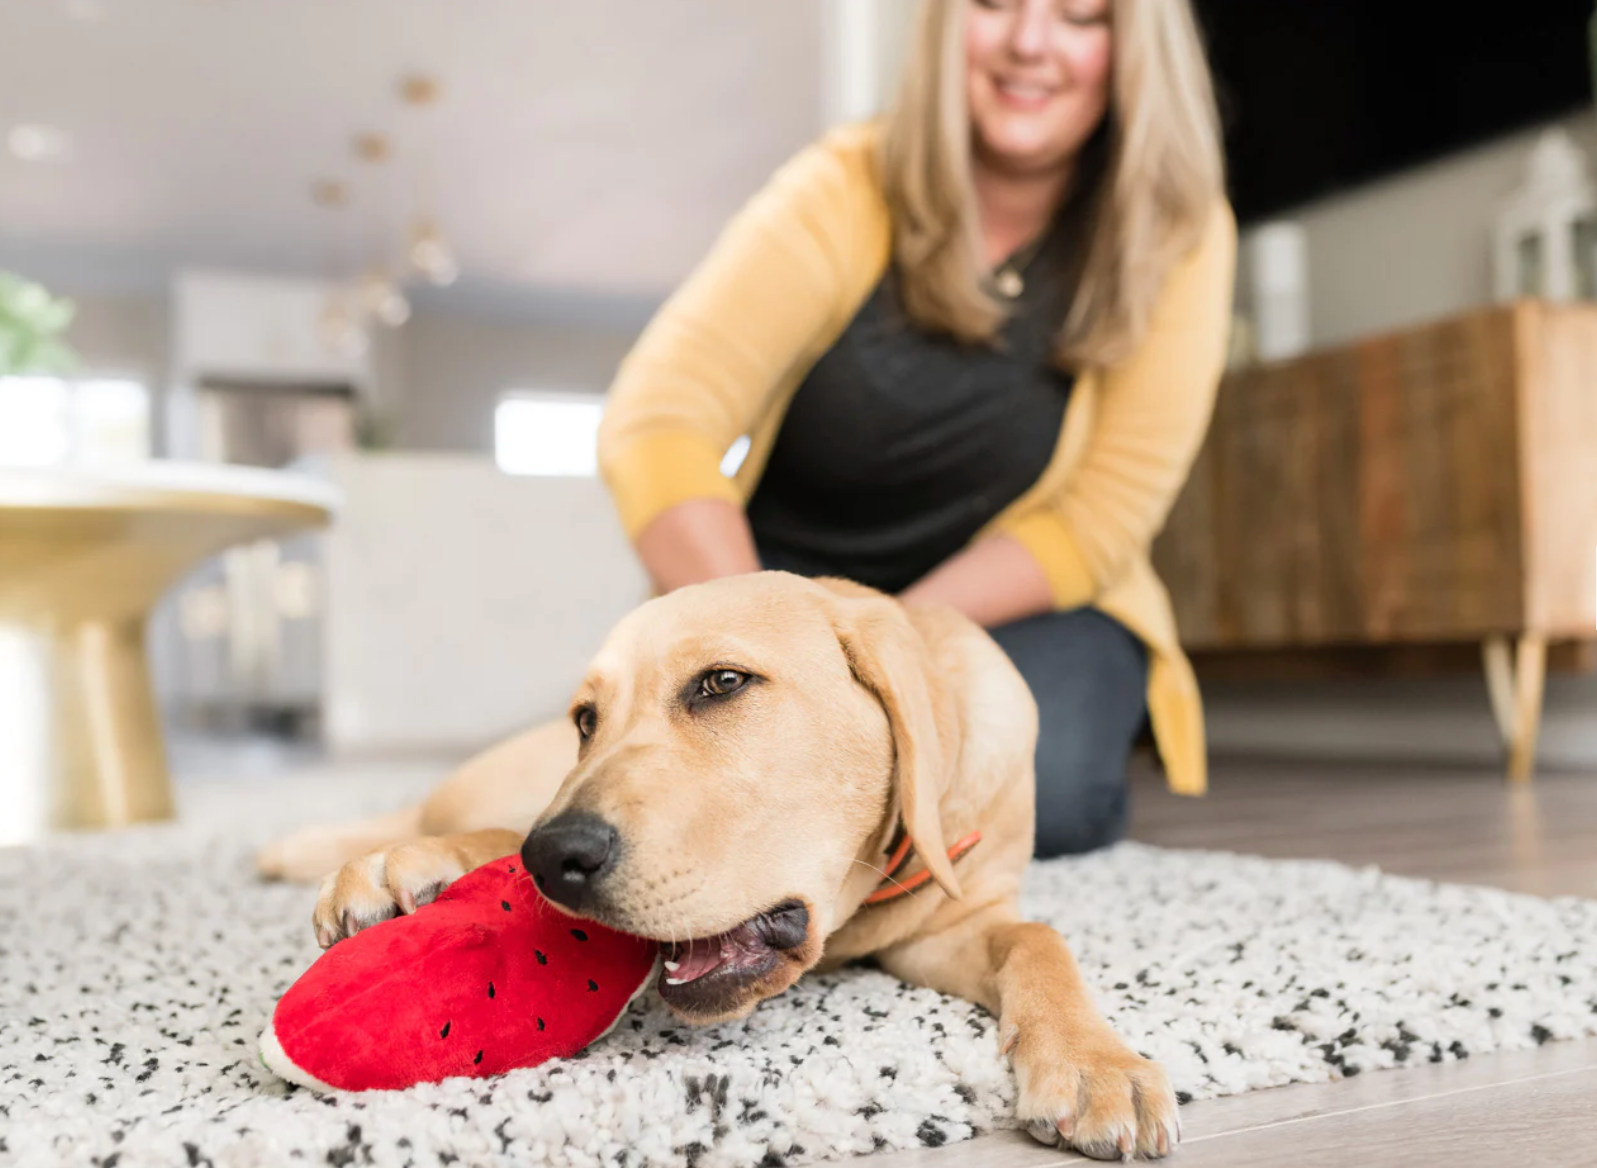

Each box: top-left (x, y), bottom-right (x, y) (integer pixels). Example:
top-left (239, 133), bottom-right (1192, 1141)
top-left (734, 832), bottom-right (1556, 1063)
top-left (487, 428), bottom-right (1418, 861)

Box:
top-left (1031, 737), bottom-right (1132, 858)
top-left (988, 608), bottom-right (1147, 859)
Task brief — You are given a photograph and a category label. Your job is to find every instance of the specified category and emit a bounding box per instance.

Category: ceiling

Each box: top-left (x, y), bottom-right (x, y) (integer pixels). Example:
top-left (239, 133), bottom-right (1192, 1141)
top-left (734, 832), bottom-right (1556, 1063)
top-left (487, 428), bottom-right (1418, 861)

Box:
top-left (0, 0), bottom-right (826, 316)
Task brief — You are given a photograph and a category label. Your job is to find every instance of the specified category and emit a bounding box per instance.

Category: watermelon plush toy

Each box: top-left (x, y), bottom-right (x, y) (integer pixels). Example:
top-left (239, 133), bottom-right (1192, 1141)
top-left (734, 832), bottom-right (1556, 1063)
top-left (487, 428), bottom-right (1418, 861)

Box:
top-left (259, 855), bottom-right (660, 1093)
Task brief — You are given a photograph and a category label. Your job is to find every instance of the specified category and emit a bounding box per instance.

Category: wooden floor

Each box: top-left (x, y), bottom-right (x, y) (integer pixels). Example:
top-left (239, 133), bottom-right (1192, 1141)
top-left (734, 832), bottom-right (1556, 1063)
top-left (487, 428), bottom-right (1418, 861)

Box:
top-left (874, 754), bottom-right (1597, 1166)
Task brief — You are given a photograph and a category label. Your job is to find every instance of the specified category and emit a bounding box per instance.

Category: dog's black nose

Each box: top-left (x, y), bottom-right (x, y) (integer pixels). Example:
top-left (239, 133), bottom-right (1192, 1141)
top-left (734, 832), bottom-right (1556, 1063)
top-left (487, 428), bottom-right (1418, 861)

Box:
top-left (522, 813), bottom-right (619, 911)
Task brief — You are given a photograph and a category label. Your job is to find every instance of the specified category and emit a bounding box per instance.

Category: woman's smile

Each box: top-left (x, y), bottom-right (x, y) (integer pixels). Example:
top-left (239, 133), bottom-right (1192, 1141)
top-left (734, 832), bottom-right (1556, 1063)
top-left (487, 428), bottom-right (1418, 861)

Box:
top-left (991, 75), bottom-right (1062, 111)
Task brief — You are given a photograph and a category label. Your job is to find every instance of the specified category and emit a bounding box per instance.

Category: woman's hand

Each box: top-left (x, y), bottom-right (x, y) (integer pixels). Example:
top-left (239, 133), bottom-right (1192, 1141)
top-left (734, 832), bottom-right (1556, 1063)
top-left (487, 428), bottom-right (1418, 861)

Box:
top-left (633, 500), bottom-right (1056, 631)
top-left (898, 534), bottom-right (1055, 629)
top-left (633, 499), bottom-right (763, 595)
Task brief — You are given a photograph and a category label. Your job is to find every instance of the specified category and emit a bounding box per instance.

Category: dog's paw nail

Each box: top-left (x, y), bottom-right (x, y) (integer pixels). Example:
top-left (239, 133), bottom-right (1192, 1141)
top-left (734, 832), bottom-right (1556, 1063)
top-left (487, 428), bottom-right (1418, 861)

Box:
top-left (1117, 1129), bottom-right (1134, 1158)
top-left (1156, 1126), bottom-right (1170, 1156)
top-left (341, 909), bottom-right (360, 939)
top-left (398, 888), bottom-right (417, 915)
top-left (998, 1022), bottom-right (1020, 1057)
top-left (1024, 1118), bottom-right (1060, 1147)
top-left (1056, 1114), bottom-right (1075, 1141)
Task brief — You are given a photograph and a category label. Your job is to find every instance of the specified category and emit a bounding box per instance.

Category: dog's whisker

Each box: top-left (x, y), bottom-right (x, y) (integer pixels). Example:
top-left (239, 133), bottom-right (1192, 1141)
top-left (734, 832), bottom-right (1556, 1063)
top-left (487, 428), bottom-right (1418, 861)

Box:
top-left (851, 856), bottom-right (914, 899)
top-left (850, 857), bottom-right (891, 881)
top-left (850, 856), bottom-right (898, 884)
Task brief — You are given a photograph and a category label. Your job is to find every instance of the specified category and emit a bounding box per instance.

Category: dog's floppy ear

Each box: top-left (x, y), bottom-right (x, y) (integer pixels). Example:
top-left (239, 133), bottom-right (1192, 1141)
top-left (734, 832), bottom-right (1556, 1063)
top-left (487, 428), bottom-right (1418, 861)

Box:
top-left (827, 587), bottom-right (961, 900)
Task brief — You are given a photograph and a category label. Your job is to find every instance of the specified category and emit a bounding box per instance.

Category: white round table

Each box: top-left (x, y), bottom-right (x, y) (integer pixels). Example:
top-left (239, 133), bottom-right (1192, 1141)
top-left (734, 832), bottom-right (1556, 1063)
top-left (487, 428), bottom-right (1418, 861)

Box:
top-left (0, 462), bottom-right (339, 846)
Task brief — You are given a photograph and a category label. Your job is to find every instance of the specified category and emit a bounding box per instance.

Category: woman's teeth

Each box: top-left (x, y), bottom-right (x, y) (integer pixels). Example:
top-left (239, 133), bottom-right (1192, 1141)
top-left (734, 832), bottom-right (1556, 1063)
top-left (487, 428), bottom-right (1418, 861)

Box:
top-left (998, 81), bottom-right (1054, 102)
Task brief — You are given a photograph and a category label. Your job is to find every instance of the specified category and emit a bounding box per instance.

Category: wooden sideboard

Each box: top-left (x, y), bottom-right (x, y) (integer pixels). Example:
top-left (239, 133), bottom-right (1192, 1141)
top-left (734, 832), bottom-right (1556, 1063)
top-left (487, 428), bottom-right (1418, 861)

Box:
top-left (1152, 299), bottom-right (1597, 780)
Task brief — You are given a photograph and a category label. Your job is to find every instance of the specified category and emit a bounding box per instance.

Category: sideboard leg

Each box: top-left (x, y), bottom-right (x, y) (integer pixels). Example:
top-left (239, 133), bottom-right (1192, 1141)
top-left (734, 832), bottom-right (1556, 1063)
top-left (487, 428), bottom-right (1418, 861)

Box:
top-left (1482, 635), bottom-right (1515, 747)
top-left (1507, 633), bottom-right (1547, 784)
top-left (1483, 633), bottom-right (1547, 783)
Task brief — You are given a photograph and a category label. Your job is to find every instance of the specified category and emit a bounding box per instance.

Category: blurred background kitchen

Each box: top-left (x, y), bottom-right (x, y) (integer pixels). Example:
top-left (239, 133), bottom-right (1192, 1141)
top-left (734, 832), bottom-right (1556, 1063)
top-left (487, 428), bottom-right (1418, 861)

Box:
top-left (3, 0), bottom-right (1597, 810)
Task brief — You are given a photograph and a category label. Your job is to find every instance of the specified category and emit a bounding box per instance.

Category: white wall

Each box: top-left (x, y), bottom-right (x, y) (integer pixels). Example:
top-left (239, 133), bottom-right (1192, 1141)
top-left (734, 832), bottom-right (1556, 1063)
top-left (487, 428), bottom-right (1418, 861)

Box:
top-left (820, 0), bottom-right (919, 126)
top-left (1238, 110), bottom-right (1597, 350)
top-left (62, 291), bottom-right (169, 383)
top-left (20, 281), bottom-right (642, 458)
top-left (390, 311), bottom-right (639, 453)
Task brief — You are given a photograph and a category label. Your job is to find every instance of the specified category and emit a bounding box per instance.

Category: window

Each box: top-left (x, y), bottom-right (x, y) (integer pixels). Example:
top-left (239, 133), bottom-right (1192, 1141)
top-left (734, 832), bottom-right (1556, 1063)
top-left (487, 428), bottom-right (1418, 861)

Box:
top-left (494, 392), bottom-right (603, 477)
top-left (0, 376), bottom-right (151, 468)
top-left (493, 389), bottom-right (752, 481)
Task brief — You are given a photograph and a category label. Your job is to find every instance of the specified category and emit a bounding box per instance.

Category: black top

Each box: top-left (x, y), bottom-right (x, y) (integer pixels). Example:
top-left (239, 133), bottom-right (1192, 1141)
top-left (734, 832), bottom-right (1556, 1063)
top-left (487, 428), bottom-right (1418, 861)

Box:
top-left (746, 229), bottom-right (1077, 595)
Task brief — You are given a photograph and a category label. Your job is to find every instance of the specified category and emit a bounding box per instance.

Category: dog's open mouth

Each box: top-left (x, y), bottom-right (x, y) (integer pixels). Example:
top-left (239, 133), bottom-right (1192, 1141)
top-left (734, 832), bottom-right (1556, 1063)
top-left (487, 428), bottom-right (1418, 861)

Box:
top-left (656, 899), bottom-right (809, 1008)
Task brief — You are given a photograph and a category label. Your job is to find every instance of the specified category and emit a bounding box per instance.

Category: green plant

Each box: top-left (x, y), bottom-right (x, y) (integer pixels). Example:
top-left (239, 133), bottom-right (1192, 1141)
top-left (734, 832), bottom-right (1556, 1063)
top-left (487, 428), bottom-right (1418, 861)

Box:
top-left (354, 403), bottom-right (396, 451)
top-left (0, 271), bottom-right (77, 377)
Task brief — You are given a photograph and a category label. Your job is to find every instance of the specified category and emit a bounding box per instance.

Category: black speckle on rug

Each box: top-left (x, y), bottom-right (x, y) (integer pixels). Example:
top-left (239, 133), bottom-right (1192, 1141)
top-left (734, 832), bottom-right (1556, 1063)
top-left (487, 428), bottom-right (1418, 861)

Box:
top-left (2, 767), bottom-right (1595, 1167)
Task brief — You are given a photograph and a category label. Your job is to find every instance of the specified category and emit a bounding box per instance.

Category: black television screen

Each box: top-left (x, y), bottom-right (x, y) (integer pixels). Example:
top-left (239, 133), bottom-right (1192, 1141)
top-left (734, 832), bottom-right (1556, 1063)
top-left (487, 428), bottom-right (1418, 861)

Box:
top-left (1194, 0), bottom-right (1595, 223)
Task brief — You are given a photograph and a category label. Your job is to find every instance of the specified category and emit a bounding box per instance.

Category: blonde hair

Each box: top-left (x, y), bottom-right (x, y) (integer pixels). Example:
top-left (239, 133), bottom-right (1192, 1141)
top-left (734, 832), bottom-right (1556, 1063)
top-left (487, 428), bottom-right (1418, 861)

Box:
top-left (881, 0), bottom-right (1225, 369)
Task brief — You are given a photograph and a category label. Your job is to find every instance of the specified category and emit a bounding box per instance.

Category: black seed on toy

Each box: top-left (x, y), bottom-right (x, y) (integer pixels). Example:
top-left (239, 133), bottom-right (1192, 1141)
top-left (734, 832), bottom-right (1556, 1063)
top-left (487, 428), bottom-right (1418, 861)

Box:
top-left (501, 901), bottom-right (511, 912)
top-left (588, 979), bottom-right (598, 992)
top-left (571, 929), bottom-right (588, 942)
top-left (440, 1022), bottom-right (451, 1039)
top-left (474, 1050), bottom-right (483, 1065)
top-left (537, 1018), bottom-right (545, 1032)
top-left (535, 950), bottom-right (547, 965)
top-left (488, 982), bottom-right (496, 999)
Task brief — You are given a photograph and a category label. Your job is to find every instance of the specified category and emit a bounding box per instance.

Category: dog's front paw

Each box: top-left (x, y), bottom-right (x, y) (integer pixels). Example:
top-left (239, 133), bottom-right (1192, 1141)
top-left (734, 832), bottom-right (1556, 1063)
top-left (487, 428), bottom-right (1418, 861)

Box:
top-left (311, 842), bottom-right (468, 949)
top-left (1002, 1019), bottom-right (1179, 1160)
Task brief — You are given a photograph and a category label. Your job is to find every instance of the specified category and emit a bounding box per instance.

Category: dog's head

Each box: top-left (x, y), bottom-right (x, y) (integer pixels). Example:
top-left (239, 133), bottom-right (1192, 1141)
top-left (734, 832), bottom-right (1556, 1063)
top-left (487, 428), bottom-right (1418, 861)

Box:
top-left (520, 571), bottom-right (962, 1024)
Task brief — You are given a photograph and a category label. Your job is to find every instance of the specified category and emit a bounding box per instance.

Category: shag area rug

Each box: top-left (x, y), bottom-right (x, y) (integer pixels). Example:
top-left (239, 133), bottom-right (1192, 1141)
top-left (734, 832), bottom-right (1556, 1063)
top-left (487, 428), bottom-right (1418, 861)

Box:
top-left (3, 764), bottom-right (1596, 1168)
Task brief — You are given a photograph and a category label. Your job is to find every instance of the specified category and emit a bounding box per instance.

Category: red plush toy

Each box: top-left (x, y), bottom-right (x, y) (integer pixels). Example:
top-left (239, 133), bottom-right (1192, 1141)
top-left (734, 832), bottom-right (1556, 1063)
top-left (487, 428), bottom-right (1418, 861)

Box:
top-left (259, 855), bottom-right (660, 1092)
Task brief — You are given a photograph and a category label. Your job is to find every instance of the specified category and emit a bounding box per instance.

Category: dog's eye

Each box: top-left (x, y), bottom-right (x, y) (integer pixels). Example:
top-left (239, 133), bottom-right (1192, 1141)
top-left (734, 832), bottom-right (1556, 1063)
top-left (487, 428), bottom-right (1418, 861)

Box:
top-left (573, 705), bottom-right (598, 739)
top-left (699, 669), bottom-right (749, 698)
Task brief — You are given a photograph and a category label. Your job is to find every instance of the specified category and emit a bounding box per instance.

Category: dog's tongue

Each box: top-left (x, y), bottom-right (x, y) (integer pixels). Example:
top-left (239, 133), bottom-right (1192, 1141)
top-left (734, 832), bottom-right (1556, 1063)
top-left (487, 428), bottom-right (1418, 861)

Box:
top-left (665, 937), bottom-right (731, 984)
top-left (664, 923), bottom-right (771, 985)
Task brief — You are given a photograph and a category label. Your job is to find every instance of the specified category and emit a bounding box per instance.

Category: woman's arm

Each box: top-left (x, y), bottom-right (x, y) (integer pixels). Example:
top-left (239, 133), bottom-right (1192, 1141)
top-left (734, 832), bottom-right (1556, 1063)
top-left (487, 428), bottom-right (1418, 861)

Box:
top-left (633, 498), bottom-right (1054, 625)
top-left (898, 534), bottom-right (1054, 628)
top-left (633, 499), bottom-right (762, 594)
top-left (633, 497), bottom-right (1052, 625)
top-left (596, 126), bottom-right (884, 547)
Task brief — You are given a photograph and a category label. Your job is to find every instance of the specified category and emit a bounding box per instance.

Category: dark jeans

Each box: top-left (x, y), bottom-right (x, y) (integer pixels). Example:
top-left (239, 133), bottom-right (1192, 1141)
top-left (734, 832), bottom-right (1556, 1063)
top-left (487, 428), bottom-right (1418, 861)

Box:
top-left (987, 608), bottom-right (1148, 859)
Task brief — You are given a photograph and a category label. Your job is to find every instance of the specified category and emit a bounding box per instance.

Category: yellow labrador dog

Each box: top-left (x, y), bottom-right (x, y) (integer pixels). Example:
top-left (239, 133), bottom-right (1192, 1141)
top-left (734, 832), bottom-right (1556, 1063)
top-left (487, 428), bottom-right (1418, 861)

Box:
top-left (258, 571), bottom-right (1178, 1160)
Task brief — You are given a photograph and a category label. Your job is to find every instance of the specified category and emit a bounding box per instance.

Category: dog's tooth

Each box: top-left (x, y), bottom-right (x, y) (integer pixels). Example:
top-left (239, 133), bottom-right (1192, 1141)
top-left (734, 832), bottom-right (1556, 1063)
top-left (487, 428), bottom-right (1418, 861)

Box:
top-left (665, 977), bottom-right (687, 986)
top-left (663, 960), bottom-right (681, 972)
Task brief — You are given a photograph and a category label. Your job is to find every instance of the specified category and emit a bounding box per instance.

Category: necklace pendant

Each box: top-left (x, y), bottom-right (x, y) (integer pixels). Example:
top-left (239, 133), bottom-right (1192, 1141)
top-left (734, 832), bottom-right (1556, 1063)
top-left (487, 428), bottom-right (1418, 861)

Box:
top-left (994, 268), bottom-right (1024, 299)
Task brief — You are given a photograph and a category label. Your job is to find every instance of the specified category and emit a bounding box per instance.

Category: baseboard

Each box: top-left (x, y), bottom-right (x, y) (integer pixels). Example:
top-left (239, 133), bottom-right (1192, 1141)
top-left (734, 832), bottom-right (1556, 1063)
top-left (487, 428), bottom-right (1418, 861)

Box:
top-left (1202, 672), bottom-right (1597, 772)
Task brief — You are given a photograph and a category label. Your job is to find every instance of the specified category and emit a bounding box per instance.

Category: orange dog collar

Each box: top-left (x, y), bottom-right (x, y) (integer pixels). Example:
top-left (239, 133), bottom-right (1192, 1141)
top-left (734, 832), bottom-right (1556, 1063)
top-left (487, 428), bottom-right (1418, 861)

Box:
top-left (864, 825), bottom-right (982, 906)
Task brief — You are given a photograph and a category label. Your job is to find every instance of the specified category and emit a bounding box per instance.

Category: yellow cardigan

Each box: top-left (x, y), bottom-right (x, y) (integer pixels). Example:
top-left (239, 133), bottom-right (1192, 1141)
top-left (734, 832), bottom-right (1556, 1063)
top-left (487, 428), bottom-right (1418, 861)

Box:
top-left (596, 122), bottom-right (1237, 797)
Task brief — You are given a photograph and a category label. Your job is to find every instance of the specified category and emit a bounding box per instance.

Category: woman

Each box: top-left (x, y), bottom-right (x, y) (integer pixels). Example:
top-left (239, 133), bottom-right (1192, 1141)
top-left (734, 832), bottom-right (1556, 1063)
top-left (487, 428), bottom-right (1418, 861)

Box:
top-left (597, 0), bottom-right (1235, 858)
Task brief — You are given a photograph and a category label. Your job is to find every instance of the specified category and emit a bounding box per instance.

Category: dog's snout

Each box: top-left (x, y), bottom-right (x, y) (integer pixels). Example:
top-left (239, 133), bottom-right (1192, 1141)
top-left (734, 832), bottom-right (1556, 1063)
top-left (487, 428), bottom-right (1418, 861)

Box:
top-left (522, 812), bottom-right (619, 911)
